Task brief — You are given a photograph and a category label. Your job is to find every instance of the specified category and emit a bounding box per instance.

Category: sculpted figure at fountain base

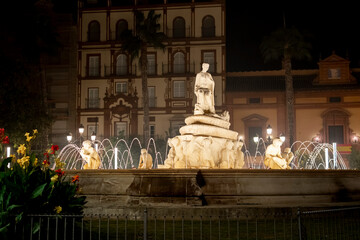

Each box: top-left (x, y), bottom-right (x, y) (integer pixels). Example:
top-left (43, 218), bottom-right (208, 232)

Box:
top-left (264, 138), bottom-right (294, 169)
top-left (80, 140), bottom-right (101, 169)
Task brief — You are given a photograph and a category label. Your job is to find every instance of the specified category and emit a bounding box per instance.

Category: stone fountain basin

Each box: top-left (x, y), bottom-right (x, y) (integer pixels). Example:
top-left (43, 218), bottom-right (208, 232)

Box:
top-left (66, 169), bottom-right (360, 215)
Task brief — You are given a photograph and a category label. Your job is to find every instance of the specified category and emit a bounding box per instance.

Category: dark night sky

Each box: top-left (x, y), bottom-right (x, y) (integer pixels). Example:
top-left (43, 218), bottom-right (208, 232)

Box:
top-left (226, 4), bottom-right (360, 72)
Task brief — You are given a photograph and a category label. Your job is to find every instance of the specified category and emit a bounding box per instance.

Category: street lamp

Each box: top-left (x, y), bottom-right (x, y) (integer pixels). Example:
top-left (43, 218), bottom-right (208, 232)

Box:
top-left (66, 132), bottom-right (73, 143)
top-left (78, 124), bottom-right (84, 146)
top-left (253, 135), bottom-right (259, 143)
top-left (91, 131), bottom-right (96, 142)
top-left (266, 124), bottom-right (273, 143)
top-left (78, 124), bottom-right (85, 135)
top-left (280, 133), bottom-right (286, 142)
top-left (266, 125), bottom-right (272, 135)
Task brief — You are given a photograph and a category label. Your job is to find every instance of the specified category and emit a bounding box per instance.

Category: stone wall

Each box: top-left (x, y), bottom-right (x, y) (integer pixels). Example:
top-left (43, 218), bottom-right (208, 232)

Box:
top-left (66, 169), bottom-right (360, 215)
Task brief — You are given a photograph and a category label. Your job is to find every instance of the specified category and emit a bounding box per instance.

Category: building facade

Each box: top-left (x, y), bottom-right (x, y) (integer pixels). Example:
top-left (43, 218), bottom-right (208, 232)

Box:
top-left (77, 0), bottom-right (226, 141)
top-left (226, 53), bottom-right (360, 161)
top-left (45, 13), bottom-right (78, 147)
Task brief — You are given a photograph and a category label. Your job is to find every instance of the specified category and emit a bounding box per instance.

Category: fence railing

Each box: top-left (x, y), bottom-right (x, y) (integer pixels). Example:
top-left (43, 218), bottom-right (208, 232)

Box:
top-left (9, 206), bottom-right (360, 240)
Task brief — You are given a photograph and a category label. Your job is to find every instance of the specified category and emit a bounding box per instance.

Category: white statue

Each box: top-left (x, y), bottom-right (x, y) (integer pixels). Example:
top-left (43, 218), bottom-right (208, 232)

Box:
top-left (264, 138), bottom-right (292, 169)
top-left (80, 140), bottom-right (101, 169)
top-left (194, 63), bottom-right (215, 115)
top-left (138, 149), bottom-right (153, 169)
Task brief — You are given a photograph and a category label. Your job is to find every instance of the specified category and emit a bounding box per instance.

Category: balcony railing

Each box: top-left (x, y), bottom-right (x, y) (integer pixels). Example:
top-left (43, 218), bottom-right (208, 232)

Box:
top-left (104, 65), bottom-right (138, 77)
top-left (86, 66), bottom-right (100, 77)
top-left (162, 63), bottom-right (196, 75)
top-left (85, 98), bottom-right (100, 109)
top-left (142, 97), bottom-right (157, 108)
top-left (201, 26), bottom-right (216, 37)
top-left (166, 27), bottom-right (191, 38)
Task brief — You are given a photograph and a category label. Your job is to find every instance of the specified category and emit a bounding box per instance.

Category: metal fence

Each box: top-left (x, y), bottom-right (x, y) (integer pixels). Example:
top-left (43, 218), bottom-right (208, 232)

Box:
top-left (10, 206), bottom-right (360, 240)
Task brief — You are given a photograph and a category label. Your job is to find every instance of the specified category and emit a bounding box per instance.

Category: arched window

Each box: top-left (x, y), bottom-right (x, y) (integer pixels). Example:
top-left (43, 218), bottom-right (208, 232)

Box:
top-left (173, 17), bottom-right (185, 38)
top-left (202, 15), bottom-right (215, 37)
top-left (116, 20), bottom-right (128, 41)
top-left (116, 54), bottom-right (128, 75)
top-left (88, 21), bottom-right (100, 42)
top-left (173, 52), bottom-right (185, 73)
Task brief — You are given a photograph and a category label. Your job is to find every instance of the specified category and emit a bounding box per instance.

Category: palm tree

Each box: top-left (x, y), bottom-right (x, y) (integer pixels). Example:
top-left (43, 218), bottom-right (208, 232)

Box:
top-left (260, 25), bottom-right (312, 146)
top-left (120, 10), bottom-right (165, 144)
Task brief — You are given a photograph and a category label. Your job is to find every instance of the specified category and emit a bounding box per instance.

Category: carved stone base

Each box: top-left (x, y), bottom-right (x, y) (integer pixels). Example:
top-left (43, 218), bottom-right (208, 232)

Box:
top-left (163, 113), bottom-right (244, 169)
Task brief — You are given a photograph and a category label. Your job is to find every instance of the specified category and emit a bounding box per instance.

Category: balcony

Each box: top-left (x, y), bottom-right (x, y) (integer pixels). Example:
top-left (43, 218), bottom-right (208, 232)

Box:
top-left (166, 27), bottom-right (191, 39)
top-left (162, 63), bottom-right (196, 75)
top-left (86, 66), bottom-right (100, 77)
top-left (142, 97), bottom-right (157, 108)
top-left (86, 98), bottom-right (100, 109)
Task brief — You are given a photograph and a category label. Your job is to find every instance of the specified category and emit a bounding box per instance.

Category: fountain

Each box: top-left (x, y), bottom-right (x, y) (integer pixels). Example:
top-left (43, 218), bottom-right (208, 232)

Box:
top-left (58, 137), bottom-right (347, 170)
top-left (58, 63), bottom-right (359, 214)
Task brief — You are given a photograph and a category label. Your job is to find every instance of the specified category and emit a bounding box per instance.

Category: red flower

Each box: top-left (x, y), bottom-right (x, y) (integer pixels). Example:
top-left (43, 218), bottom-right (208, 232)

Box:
top-left (50, 145), bottom-right (59, 154)
top-left (43, 159), bottom-right (50, 165)
top-left (55, 169), bottom-right (65, 177)
top-left (2, 136), bottom-right (9, 144)
top-left (44, 152), bottom-right (49, 160)
top-left (72, 174), bottom-right (79, 183)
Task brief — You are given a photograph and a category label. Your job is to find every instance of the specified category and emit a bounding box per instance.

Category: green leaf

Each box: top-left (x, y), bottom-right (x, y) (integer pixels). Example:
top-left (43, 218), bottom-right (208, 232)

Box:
top-left (7, 204), bottom-right (23, 211)
top-left (30, 183), bottom-right (47, 199)
top-left (32, 222), bottom-right (40, 234)
top-left (0, 223), bottom-right (10, 233)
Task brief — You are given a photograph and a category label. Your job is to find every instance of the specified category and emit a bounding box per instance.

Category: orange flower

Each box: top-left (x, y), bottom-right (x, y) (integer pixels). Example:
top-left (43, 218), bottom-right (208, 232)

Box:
top-left (72, 174), bottom-right (79, 183)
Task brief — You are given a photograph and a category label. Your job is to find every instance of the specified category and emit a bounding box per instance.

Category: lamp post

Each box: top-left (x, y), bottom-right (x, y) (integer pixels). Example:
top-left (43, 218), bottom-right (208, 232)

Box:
top-left (66, 132), bottom-right (73, 143)
top-left (91, 131), bottom-right (96, 142)
top-left (266, 125), bottom-right (273, 144)
top-left (78, 124), bottom-right (84, 146)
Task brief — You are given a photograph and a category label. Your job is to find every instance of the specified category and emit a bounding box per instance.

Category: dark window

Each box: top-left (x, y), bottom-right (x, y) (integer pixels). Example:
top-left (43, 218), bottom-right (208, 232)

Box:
top-left (116, 20), bottom-right (128, 41)
top-left (88, 21), bottom-right (100, 42)
top-left (329, 97), bottom-right (341, 103)
top-left (249, 98), bottom-right (260, 104)
top-left (202, 15), bottom-right (215, 37)
top-left (173, 17), bottom-right (185, 38)
top-left (328, 126), bottom-right (344, 144)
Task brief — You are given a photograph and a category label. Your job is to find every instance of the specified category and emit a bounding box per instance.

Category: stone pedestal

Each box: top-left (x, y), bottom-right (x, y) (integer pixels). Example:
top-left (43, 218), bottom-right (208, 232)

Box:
top-left (162, 114), bottom-right (244, 169)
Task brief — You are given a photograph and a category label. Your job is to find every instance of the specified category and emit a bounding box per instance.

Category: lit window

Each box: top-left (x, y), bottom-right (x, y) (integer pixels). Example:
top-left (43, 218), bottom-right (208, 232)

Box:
top-left (173, 52), bottom-right (185, 73)
top-left (147, 54), bottom-right (156, 75)
top-left (116, 82), bottom-right (127, 94)
top-left (88, 56), bottom-right (100, 77)
top-left (115, 122), bottom-right (127, 137)
top-left (116, 54), bottom-right (127, 75)
top-left (173, 80), bottom-right (185, 98)
top-left (148, 86), bottom-right (156, 107)
top-left (88, 88), bottom-right (99, 108)
top-left (328, 68), bottom-right (341, 79)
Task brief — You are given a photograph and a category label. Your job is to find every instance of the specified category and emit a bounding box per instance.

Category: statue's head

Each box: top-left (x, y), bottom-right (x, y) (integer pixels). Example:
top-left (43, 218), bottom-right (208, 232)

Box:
top-left (202, 63), bottom-right (209, 71)
top-left (273, 138), bottom-right (283, 146)
top-left (82, 140), bottom-right (92, 149)
top-left (141, 149), bottom-right (147, 154)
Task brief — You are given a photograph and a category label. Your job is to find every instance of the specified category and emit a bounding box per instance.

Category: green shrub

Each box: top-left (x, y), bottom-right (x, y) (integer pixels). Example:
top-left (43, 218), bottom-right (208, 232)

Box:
top-left (0, 129), bottom-right (86, 239)
top-left (348, 147), bottom-right (360, 169)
